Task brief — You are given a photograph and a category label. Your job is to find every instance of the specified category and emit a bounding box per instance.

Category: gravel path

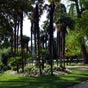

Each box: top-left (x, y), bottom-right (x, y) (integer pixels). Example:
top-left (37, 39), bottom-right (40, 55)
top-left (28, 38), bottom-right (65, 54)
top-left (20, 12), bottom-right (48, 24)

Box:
top-left (66, 66), bottom-right (88, 70)
top-left (68, 80), bottom-right (88, 88)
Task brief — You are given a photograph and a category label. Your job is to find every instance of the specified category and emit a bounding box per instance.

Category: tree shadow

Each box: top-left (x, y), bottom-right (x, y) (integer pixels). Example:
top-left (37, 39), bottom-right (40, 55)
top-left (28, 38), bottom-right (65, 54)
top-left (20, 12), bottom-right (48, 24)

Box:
top-left (0, 75), bottom-right (78, 88)
top-left (0, 70), bottom-right (88, 88)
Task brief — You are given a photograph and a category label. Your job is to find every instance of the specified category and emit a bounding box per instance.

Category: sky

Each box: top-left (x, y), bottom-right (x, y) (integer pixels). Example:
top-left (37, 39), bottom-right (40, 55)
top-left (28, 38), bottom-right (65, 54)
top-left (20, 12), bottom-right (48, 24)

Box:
top-left (23, 0), bottom-right (70, 38)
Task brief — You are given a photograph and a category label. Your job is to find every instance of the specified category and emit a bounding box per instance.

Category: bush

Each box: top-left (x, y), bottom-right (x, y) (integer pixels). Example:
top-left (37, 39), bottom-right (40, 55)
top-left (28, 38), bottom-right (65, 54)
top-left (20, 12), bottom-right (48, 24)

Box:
top-left (24, 65), bottom-right (39, 76)
top-left (8, 57), bottom-right (21, 71)
top-left (3, 65), bottom-right (11, 71)
top-left (43, 65), bottom-right (51, 75)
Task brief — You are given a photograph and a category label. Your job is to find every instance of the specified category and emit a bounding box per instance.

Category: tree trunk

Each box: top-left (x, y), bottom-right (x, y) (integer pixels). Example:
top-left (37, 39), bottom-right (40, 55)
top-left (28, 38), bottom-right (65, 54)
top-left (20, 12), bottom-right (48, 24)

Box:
top-left (31, 21), bottom-right (33, 64)
top-left (36, 3), bottom-right (42, 75)
top-left (62, 31), bottom-right (66, 68)
top-left (16, 20), bottom-right (19, 54)
top-left (14, 20), bottom-right (17, 56)
top-left (20, 12), bottom-right (24, 72)
top-left (57, 32), bottom-right (61, 67)
top-left (49, 1), bottom-right (55, 76)
top-left (81, 43), bottom-right (88, 64)
top-left (16, 20), bottom-right (20, 73)
top-left (59, 32), bottom-right (63, 67)
top-left (10, 29), bottom-right (14, 56)
top-left (34, 23), bottom-right (37, 54)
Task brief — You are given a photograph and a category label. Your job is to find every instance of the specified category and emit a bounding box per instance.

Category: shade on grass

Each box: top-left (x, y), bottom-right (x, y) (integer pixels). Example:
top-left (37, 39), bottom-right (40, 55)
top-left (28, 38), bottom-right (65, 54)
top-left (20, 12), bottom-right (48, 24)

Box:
top-left (0, 69), bottom-right (88, 88)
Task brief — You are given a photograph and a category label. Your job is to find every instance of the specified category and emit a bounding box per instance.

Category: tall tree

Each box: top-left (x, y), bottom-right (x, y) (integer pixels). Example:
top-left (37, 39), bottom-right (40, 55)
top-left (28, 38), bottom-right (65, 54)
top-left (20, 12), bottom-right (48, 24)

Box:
top-left (53, 1), bottom-right (74, 68)
top-left (48, 0), bottom-right (55, 75)
top-left (69, 0), bottom-right (88, 64)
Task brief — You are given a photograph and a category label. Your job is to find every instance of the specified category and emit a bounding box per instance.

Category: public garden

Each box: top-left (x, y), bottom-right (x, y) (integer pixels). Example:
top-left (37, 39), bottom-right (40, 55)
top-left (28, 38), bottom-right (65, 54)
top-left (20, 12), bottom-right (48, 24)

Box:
top-left (0, 0), bottom-right (88, 88)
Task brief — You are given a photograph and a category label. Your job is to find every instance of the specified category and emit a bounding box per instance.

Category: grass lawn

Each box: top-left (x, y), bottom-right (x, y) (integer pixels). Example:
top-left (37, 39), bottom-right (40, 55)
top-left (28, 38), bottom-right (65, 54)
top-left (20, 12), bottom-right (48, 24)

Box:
top-left (0, 69), bottom-right (88, 88)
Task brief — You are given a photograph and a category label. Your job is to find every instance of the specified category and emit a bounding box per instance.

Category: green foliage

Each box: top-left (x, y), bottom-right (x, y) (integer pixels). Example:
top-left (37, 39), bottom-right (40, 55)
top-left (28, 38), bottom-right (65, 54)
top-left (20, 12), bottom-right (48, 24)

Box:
top-left (0, 0), bottom-right (34, 46)
top-left (43, 64), bottom-right (51, 74)
top-left (22, 35), bottom-right (30, 43)
top-left (40, 49), bottom-right (48, 56)
top-left (66, 31), bottom-right (81, 56)
top-left (1, 38), bottom-right (11, 48)
top-left (68, 3), bottom-right (77, 18)
top-left (72, 10), bottom-right (88, 46)
top-left (56, 16), bottom-right (74, 30)
top-left (54, 3), bottom-right (67, 23)
top-left (79, 10), bottom-right (88, 36)
top-left (0, 48), bottom-right (10, 65)
top-left (48, 0), bottom-right (61, 5)
top-left (67, 0), bottom-right (88, 56)
top-left (0, 48), bottom-right (11, 70)
top-left (24, 65), bottom-right (39, 76)
top-left (8, 56), bottom-right (21, 71)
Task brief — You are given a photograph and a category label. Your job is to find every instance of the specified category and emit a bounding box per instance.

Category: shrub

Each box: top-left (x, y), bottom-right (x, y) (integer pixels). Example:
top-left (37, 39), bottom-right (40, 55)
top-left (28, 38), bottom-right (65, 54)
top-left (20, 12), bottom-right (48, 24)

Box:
top-left (3, 65), bottom-right (11, 71)
top-left (43, 65), bottom-right (51, 75)
top-left (24, 65), bottom-right (39, 76)
top-left (8, 57), bottom-right (21, 71)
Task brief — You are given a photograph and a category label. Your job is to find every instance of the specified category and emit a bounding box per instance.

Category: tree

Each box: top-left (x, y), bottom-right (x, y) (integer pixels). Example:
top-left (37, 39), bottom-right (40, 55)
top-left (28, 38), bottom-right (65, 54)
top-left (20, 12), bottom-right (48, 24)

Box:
top-left (69, 0), bottom-right (88, 64)
top-left (0, 0), bottom-right (35, 72)
top-left (48, 1), bottom-right (55, 75)
top-left (54, 2), bottom-right (74, 68)
top-left (65, 30), bottom-right (81, 57)
top-left (29, 0), bottom-right (45, 75)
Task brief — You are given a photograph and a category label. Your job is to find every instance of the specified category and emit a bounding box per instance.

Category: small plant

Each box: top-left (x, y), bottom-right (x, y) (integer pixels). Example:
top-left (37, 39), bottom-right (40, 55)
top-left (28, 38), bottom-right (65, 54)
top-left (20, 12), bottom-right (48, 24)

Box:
top-left (24, 65), bottom-right (39, 77)
top-left (8, 57), bottom-right (21, 71)
top-left (43, 65), bottom-right (51, 75)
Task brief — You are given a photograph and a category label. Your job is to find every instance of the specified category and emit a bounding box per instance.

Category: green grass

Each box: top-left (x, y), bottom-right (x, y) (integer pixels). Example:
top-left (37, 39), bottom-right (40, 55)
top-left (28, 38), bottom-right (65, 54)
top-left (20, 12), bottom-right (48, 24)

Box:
top-left (0, 69), bottom-right (88, 88)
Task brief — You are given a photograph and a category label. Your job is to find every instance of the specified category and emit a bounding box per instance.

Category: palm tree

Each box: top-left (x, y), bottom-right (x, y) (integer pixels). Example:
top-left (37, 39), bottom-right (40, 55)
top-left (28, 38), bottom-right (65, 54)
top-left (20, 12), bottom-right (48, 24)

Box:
top-left (16, 20), bottom-right (20, 54)
top-left (29, 0), bottom-right (44, 75)
top-left (35, 2), bottom-right (42, 75)
top-left (0, 0), bottom-right (35, 72)
top-left (55, 2), bottom-right (74, 68)
top-left (15, 0), bottom-right (35, 72)
top-left (44, 0), bottom-right (60, 75)
top-left (48, 1), bottom-right (55, 75)
top-left (19, 12), bottom-right (24, 72)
